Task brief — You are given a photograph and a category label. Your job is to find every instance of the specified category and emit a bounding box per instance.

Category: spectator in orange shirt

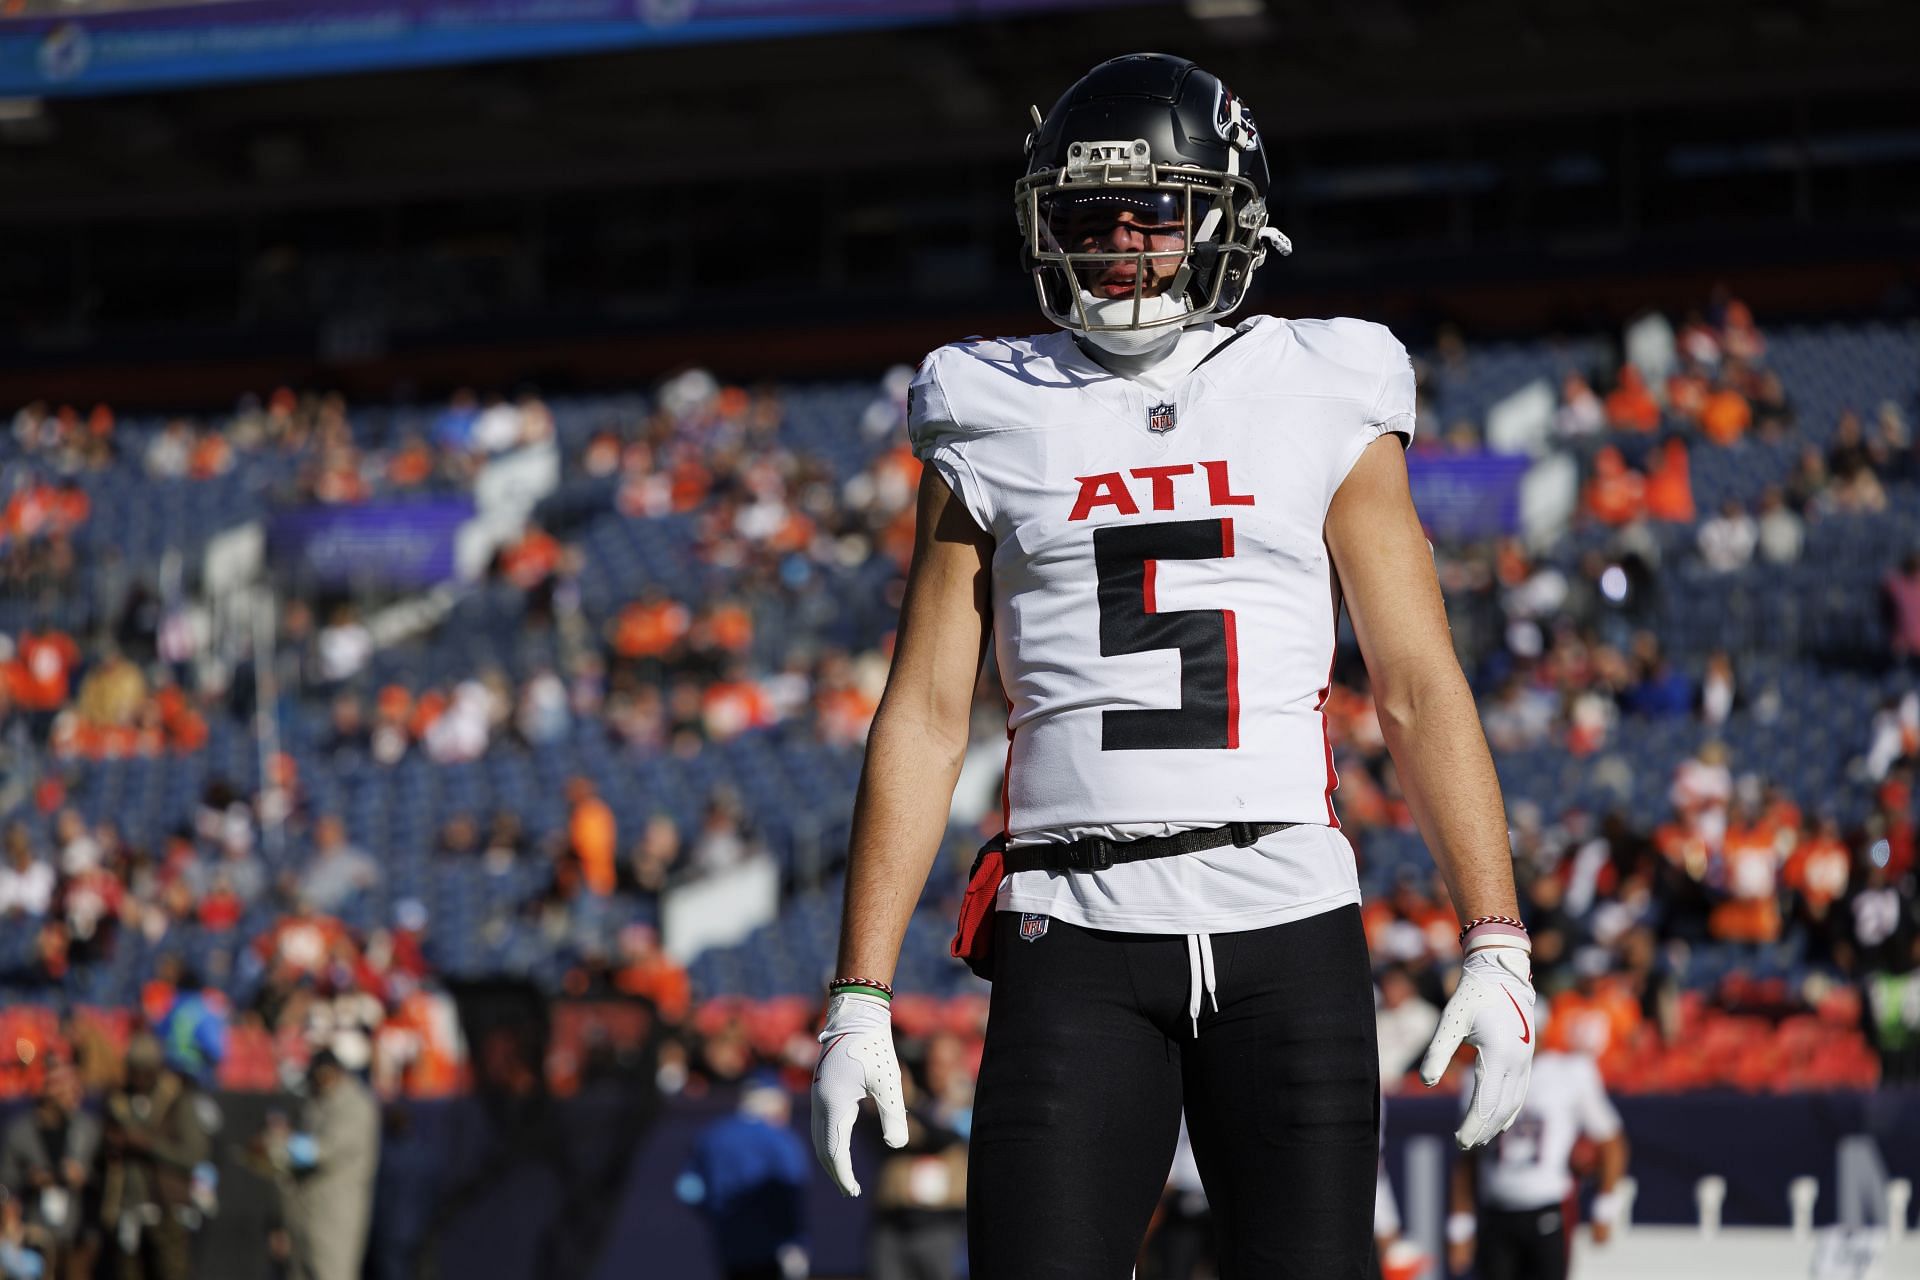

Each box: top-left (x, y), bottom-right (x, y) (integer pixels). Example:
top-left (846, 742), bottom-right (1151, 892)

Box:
top-left (499, 522), bottom-right (562, 592)
top-left (705, 600), bottom-right (754, 656)
top-left (1665, 359), bottom-right (1711, 425)
top-left (11, 629), bottom-right (80, 717)
top-left (1783, 816), bottom-right (1851, 924)
top-left (312, 444), bottom-right (369, 504)
top-left (255, 900), bottom-right (353, 977)
top-left (614, 924), bottom-right (691, 1024)
top-left (155, 684), bottom-right (208, 754)
top-left (1643, 437), bottom-right (1696, 522)
top-left (1709, 803), bottom-right (1784, 944)
top-left (1605, 365), bottom-right (1661, 432)
top-left (387, 434), bottom-right (436, 489)
top-left (669, 453), bottom-right (713, 512)
top-left (610, 590), bottom-right (691, 662)
top-left (813, 652), bottom-right (879, 746)
top-left (1546, 961), bottom-right (1645, 1063)
top-left (408, 688), bottom-right (448, 742)
top-left (1583, 447), bottom-right (1645, 526)
top-left (567, 776), bottom-right (617, 897)
top-left (188, 430), bottom-right (233, 479)
top-left (2, 478), bottom-right (67, 542)
top-left (1700, 382), bottom-right (1752, 447)
top-left (379, 988), bottom-right (465, 1097)
top-left (702, 664), bottom-right (774, 741)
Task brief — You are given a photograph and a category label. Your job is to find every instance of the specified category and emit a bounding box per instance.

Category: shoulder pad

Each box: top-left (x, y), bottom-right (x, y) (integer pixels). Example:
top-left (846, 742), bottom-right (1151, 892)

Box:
top-left (906, 346), bottom-right (963, 459)
top-left (1288, 316), bottom-right (1416, 434)
top-left (906, 335), bottom-right (1061, 458)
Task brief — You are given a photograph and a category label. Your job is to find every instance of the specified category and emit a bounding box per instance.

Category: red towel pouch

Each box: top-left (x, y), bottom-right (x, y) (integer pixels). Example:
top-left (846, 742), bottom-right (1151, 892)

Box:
top-left (950, 834), bottom-right (1008, 981)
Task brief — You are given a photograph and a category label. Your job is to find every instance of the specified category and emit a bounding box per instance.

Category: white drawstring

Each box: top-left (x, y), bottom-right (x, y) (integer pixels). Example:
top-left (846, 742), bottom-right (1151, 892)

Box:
top-left (1185, 932), bottom-right (1219, 1037)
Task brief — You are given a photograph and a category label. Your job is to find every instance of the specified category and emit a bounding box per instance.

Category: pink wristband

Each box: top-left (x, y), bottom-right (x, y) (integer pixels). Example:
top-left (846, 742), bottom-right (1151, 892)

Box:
top-left (1461, 920), bottom-right (1531, 951)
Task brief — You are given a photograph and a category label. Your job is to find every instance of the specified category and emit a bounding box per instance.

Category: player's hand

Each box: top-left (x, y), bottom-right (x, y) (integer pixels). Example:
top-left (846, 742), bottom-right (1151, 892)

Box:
top-left (1590, 1187), bottom-right (1623, 1245)
top-left (1419, 944), bottom-right (1536, 1148)
top-left (810, 991), bottom-right (908, 1196)
top-left (1447, 1239), bottom-right (1475, 1276)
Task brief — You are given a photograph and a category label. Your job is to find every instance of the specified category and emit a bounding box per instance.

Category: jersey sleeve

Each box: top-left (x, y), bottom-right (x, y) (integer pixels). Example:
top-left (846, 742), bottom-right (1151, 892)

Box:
top-left (1573, 1056), bottom-right (1624, 1142)
top-left (1323, 318), bottom-right (1418, 509)
top-left (907, 348), bottom-right (995, 532)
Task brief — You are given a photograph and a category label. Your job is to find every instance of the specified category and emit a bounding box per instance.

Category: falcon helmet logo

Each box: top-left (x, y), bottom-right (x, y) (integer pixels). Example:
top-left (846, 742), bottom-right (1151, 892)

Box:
top-left (1147, 402), bottom-right (1178, 434)
top-left (1214, 85), bottom-right (1261, 152)
top-left (1018, 913), bottom-right (1050, 942)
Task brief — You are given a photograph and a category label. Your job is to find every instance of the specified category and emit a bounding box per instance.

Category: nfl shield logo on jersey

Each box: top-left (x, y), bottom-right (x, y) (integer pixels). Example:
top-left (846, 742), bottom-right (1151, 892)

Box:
top-left (1018, 913), bottom-right (1050, 942)
top-left (1146, 402), bottom-right (1178, 434)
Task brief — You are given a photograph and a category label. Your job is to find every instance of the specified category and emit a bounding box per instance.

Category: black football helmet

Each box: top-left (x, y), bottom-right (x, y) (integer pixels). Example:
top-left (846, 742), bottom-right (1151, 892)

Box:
top-left (1015, 53), bottom-right (1290, 340)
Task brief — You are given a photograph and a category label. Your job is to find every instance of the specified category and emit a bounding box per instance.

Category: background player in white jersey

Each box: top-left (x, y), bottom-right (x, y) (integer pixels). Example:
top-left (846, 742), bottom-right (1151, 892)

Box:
top-left (811, 53), bottom-right (1536, 1277)
top-left (1448, 1042), bottom-right (1630, 1280)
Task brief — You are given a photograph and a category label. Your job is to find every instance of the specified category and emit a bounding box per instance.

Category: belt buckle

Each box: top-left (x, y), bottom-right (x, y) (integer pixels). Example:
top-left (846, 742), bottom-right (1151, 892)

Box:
top-left (1229, 822), bottom-right (1259, 848)
top-left (1068, 838), bottom-right (1113, 872)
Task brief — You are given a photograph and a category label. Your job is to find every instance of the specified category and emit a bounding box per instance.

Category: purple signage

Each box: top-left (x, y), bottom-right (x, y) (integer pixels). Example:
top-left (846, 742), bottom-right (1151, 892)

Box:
top-left (1406, 451), bottom-right (1532, 542)
top-left (268, 500), bottom-right (472, 588)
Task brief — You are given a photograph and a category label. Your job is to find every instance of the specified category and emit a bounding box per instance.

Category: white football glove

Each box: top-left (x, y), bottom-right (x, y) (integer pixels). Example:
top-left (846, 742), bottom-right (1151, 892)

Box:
top-left (809, 992), bottom-right (908, 1196)
top-left (1420, 944), bottom-right (1536, 1149)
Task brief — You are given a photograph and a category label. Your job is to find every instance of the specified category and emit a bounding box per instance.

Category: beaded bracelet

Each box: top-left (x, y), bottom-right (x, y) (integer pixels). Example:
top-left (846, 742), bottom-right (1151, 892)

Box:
top-left (1457, 914), bottom-right (1527, 942)
top-left (828, 976), bottom-right (894, 1002)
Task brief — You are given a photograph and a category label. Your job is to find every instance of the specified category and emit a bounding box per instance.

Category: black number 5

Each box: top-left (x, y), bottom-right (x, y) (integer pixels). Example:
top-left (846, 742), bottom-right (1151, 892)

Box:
top-left (1093, 518), bottom-right (1240, 751)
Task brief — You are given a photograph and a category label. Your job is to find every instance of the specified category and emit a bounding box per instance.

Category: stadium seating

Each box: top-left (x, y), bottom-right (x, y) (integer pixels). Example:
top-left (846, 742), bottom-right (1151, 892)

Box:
top-left (0, 312), bottom-right (1912, 1095)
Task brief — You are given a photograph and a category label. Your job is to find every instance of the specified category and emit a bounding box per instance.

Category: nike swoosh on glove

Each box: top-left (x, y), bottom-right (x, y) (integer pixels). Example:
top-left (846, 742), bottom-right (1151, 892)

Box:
top-left (810, 992), bottom-right (908, 1196)
top-left (1419, 945), bottom-right (1536, 1149)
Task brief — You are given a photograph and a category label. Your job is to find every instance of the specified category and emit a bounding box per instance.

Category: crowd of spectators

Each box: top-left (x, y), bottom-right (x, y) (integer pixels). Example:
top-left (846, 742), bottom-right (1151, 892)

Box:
top-left (1358, 295), bottom-right (1918, 1088)
top-left (1552, 296), bottom-right (1912, 546)
top-left (0, 288), bottom-right (1908, 1195)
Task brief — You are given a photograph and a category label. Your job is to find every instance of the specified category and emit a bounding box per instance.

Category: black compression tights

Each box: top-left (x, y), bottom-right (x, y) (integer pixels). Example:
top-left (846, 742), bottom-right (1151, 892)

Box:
top-left (967, 904), bottom-right (1381, 1279)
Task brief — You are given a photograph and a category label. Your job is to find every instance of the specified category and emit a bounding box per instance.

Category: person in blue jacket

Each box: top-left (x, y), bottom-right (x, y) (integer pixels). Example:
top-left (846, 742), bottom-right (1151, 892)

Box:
top-left (678, 1075), bottom-right (810, 1280)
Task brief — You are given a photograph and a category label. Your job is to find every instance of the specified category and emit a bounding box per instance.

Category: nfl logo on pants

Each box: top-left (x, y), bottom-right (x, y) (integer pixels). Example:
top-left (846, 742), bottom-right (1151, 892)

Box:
top-left (1019, 913), bottom-right (1050, 942)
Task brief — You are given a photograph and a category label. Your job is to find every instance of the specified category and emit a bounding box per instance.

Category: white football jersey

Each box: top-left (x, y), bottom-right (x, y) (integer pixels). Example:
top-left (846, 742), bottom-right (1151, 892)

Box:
top-left (909, 314), bottom-right (1416, 932)
top-left (1474, 1051), bottom-right (1622, 1210)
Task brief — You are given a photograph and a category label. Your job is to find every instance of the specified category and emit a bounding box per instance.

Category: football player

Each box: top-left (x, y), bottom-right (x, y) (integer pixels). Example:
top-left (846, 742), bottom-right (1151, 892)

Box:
top-left (1447, 1034), bottom-right (1630, 1279)
top-left (812, 53), bottom-right (1535, 1277)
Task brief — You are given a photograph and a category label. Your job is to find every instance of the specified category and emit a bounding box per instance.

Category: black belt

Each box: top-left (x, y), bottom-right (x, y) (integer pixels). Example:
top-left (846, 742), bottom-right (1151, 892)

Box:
top-left (999, 821), bottom-right (1299, 875)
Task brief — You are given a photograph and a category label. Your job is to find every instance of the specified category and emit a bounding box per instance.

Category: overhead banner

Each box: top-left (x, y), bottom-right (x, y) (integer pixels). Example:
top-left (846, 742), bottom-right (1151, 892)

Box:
top-left (0, 0), bottom-right (1146, 97)
top-left (1406, 451), bottom-right (1532, 542)
top-left (268, 499), bottom-right (473, 588)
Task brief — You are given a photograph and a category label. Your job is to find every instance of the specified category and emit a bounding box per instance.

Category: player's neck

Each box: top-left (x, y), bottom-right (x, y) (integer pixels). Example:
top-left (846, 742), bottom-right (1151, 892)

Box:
top-left (1073, 327), bottom-right (1186, 379)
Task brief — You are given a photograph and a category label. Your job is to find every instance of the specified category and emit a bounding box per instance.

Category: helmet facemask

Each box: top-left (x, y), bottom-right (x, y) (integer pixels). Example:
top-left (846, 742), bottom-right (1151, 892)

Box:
top-left (1016, 140), bottom-right (1272, 347)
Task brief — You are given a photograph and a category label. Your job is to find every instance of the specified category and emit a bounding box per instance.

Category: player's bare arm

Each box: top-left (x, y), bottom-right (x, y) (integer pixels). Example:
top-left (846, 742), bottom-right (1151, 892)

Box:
top-left (811, 466), bottom-right (991, 1198)
top-left (1447, 1148), bottom-right (1480, 1275)
top-left (1590, 1129), bottom-right (1630, 1243)
top-left (1325, 434), bottom-right (1519, 926)
top-left (1328, 432), bottom-right (1536, 1148)
top-left (836, 466), bottom-right (994, 982)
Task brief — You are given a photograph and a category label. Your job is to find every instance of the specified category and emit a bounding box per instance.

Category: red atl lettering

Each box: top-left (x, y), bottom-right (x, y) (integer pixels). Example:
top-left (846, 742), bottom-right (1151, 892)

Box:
top-left (1200, 459), bottom-right (1255, 506)
top-left (1128, 464), bottom-right (1194, 511)
top-left (1068, 460), bottom-right (1254, 519)
top-left (1068, 472), bottom-right (1140, 521)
